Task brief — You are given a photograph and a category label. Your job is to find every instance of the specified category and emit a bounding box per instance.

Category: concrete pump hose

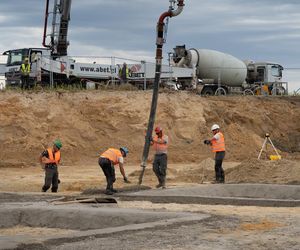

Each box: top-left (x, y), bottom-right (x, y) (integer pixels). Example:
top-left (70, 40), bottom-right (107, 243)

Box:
top-left (171, 0), bottom-right (185, 17)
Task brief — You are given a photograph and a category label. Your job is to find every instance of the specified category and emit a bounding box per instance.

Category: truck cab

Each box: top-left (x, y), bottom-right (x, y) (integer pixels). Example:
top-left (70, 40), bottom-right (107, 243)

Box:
top-left (247, 62), bottom-right (283, 85)
top-left (246, 62), bottom-right (286, 94)
top-left (3, 48), bottom-right (50, 86)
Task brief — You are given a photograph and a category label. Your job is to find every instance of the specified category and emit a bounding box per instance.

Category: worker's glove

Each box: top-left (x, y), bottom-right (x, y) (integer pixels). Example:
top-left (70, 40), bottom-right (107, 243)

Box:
top-left (203, 140), bottom-right (211, 145)
top-left (124, 176), bottom-right (131, 184)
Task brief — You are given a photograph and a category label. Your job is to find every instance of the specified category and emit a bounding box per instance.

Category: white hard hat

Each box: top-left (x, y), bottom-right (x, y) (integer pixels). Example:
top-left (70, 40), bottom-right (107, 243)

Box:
top-left (211, 124), bottom-right (220, 131)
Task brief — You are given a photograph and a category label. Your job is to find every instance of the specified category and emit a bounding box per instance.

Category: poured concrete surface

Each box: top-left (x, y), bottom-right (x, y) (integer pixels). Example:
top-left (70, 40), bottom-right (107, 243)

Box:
top-left (118, 184), bottom-right (300, 207)
top-left (0, 203), bottom-right (200, 230)
top-left (0, 184), bottom-right (299, 249)
top-left (0, 197), bottom-right (208, 250)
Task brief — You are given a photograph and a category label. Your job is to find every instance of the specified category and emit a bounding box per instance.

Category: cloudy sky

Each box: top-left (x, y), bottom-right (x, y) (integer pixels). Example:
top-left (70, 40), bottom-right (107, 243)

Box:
top-left (0, 0), bottom-right (299, 92)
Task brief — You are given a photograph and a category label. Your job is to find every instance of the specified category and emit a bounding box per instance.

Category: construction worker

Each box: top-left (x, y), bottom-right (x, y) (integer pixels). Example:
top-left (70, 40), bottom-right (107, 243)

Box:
top-left (20, 57), bottom-right (31, 89)
top-left (98, 147), bottom-right (130, 195)
top-left (151, 126), bottom-right (169, 188)
top-left (204, 124), bottom-right (225, 183)
top-left (39, 139), bottom-right (62, 192)
top-left (119, 62), bottom-right (129, 84)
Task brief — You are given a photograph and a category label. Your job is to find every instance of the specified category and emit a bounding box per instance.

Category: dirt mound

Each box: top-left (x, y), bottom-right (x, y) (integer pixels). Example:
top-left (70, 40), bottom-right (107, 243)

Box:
top-left (226, 159), bottom-right (300, 184)
top-left (170, 158), bottom-right (216, 184)
top-left (158, 158), bottom-right (300, 185)
top-left (0, 91), bottom-right (299, 169)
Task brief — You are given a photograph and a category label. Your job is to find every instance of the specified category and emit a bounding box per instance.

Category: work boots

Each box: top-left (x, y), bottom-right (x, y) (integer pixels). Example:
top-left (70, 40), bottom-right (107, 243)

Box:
top-left (156, 179), bottom-right (166, 189)
top-left (105, 188), bottom-right (117, 195)
top-left (105, 189), bottom-right (114, 195)
top-left (105, 183), bottom-right (115, 195)
top-left (111, 188), bottom-right (118, 193)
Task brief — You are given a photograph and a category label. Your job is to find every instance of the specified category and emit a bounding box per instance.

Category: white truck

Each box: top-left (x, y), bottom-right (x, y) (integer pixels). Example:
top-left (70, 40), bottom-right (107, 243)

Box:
top-left (171, 45), bottom-right (288, 95)
top-left (2, 47), bottom-right (195, 88)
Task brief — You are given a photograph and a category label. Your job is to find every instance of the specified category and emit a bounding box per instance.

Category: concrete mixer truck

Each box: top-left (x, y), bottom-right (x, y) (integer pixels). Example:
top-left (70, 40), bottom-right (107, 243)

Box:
top-left (171, 45), bottom-right (287, 95)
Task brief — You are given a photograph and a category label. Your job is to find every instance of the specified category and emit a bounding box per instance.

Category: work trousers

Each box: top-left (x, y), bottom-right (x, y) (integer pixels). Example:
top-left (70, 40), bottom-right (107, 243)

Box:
top-left (21, 75), bottom-right (30, 89)
top-left (215, 151), bottom-right (225, 183)
top-left (42, 166), bottom-right (59, 192)
top-left (153, 153), bottom-right (167, 186)
top-left (99, 157), bottom-right (116, 191)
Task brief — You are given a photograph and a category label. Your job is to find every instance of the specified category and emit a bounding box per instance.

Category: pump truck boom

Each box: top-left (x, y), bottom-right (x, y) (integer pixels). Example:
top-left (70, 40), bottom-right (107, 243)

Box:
top-left (43, 0), bottom-right (72, 57)
top-left (3, 0), bottom-right (73, 86)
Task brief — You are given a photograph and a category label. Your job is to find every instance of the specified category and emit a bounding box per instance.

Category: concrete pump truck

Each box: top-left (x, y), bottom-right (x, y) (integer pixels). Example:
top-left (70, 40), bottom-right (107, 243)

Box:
top-left (2, 0), bottom-right (194, 88)
top-left (3, 0), bottom-right (72, 87)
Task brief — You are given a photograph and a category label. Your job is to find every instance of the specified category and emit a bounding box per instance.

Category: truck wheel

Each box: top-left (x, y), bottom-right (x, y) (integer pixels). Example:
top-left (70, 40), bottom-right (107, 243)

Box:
top-left (243, 89), bottom-right (254, 95)
top-left (215, 87), bottom-right (227, 96)
top-left (272, 86), bottom-right (286, 96)
top-left (201, 87), bottom-right (214, 96)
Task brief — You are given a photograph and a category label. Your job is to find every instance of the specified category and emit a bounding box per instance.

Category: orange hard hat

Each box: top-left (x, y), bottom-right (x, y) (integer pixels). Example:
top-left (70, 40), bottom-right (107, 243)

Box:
top-left (154, 126), bottom-right (162, 133)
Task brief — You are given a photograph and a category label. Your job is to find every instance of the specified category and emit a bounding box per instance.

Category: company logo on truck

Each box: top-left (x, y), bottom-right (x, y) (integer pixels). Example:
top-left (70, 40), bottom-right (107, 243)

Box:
top-left (79, 66), bottom-right (117, 74)
top-left (129, 64), bottom-right (144, 78)
top-left (130, 64), bottom-right (142, 73)
top-left (60, 62), bottom-right (66, 73)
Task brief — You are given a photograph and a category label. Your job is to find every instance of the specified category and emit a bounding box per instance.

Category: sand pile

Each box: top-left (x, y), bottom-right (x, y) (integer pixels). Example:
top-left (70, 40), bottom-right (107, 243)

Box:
top-left (226, 159), bottom-right (300, 184)
top-left (163, 158), bottom-right (300, 185)
top-left (0, 91), bottom-right (299, 169)
top-left (169, 158), bottom-right (216, 183)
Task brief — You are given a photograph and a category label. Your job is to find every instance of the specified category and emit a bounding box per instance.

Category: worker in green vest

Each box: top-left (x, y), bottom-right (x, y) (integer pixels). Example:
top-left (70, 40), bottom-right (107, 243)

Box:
top-left (20, 57), bottom-right (31, 89)
top-left (119, 62), bottom-right (129, 84)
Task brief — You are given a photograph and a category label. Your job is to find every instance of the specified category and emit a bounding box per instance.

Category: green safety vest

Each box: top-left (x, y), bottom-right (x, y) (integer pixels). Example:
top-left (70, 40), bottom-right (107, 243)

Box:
top-left (119, 66), bottom-right (129, 78)
top-left (21, 64), bottom-right (31, 74)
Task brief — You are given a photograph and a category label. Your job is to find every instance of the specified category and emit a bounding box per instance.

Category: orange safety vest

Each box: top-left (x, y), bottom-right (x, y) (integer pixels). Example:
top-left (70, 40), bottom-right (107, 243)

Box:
top-left (101, 148), bottom-right (122, 165)
top-left (152, 134), bottom-right (168, 154)
top-left (47, 148), bottom-right (61, 164)
top-left (211, 132), bottom-right (225, 152)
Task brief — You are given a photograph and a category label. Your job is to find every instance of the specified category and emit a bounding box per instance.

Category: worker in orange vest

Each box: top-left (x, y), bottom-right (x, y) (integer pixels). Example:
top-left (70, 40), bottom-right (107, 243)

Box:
top-left (151, 126), bottom-right (169, 189)
top-left (204, 124), bottom-right (225, 183)
top-left (39, 139), bottom-right (62, 192)
top-left (99, 147), bottom-right (130, 195)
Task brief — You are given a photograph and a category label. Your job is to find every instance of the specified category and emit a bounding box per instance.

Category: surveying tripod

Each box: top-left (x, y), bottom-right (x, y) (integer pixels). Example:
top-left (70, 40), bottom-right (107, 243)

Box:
top-left (257, 133), bottom-right (280, 160)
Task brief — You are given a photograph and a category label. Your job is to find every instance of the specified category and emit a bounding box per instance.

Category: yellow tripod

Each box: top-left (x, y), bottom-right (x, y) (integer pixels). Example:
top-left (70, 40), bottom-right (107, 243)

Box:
top-left (258, 133), bottom-right (281, 160)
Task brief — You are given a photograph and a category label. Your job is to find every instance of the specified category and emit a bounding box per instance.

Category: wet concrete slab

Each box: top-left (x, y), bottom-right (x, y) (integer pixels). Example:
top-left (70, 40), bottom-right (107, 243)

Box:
top-left (117, 184), bottom-right (300, 207)
top-left (1, 184), bottom-right (299, 249)
top-left (0, 194), bottom-right (209, 250)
